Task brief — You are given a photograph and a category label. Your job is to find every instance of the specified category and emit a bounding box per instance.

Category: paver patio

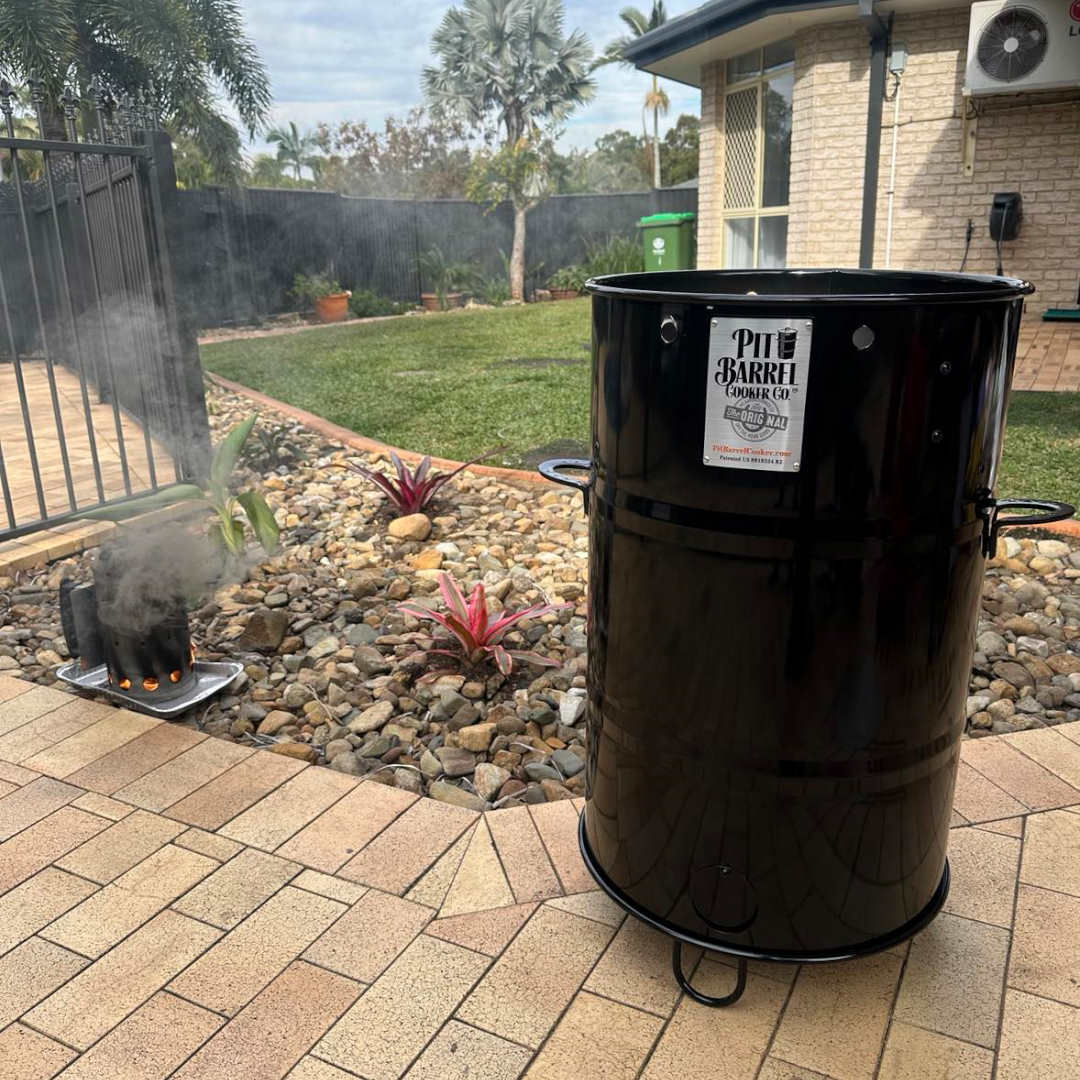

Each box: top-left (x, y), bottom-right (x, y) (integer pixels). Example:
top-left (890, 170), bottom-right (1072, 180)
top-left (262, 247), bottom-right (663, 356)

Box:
top-left (1, 671), bottom-right (1079, 1079)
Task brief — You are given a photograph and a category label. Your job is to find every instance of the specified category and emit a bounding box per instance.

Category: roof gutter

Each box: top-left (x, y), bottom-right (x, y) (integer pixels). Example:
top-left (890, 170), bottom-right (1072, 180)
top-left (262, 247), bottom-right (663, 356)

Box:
top-left (858, 0), bottom-right (891, 269)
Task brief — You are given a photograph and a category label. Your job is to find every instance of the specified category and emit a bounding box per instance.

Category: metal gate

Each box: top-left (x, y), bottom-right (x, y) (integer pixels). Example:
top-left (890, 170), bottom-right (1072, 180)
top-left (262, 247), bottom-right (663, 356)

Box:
top-left (0, 79), bottom-right (209, 541)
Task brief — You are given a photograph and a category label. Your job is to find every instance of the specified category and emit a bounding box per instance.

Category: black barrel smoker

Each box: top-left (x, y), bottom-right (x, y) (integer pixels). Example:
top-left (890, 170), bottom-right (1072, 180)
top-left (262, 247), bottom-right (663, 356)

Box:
top-left (539, 270), bottom-right (1073, 1007)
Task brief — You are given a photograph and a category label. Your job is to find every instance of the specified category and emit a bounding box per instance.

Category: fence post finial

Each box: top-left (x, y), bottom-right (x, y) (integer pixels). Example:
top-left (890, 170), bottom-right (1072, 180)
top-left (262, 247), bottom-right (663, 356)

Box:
top-left (62, 85), bottom-right (80, 141)
top-left (0, 80), bottom-right (15, 138)
top-left (118, 93), bottom-right (135, 142)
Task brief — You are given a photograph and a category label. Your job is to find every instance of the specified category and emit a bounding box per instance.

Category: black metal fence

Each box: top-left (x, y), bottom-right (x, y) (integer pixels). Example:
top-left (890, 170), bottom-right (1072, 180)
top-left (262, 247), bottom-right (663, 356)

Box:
top-left (0, 80), bottom-right (210, 541)
top-left (173, 185), bottom-right (698, 329)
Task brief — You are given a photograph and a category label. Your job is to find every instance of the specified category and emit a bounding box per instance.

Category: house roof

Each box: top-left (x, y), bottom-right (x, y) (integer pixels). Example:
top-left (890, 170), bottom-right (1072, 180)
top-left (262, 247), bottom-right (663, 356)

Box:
top-left (624, 0), bottom-right (969, 86)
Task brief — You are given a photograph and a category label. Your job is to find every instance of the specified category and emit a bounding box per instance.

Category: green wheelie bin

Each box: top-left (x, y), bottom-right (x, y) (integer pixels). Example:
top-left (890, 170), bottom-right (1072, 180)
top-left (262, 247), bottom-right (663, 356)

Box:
top-left (638, 212), bottom-right (696, 271)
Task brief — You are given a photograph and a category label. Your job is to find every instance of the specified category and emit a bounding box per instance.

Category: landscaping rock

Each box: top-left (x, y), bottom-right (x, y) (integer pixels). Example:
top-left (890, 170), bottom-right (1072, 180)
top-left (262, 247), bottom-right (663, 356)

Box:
top-left (256, 710), bottom-right (296, 736)
top-left (457, 722), bottom-right (497, 752)
top-left (388, 513), bottom-right (432, 541)
top-left (429, 779), bottom-right (485, 810)
top-left (236, 608), bottom-right (290, 651)
top-left (268, 741), bottom-right (317, 762)
top-left (434, 746), bottom-right (476, 777)
top-left (348, 700), bottom-right (395, 735)
top-left (473, 762), bottom-right (511, 800)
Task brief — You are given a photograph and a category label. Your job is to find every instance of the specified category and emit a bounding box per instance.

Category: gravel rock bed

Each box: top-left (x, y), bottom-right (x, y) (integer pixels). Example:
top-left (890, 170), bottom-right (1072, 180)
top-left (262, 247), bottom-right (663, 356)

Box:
top-left (1, 379), bottom-right (1078, 806)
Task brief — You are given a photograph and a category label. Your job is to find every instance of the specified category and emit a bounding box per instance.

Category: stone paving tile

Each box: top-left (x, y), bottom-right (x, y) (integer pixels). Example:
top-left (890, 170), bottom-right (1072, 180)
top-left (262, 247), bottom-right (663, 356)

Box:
top-left (755, 1060), bottom-right (831, 1080)
top-left (525, 991), bottom-right (662, 1080)
top-left (0, 806), bottom-right (108, 894)
top-left (52, 992), bottom-right (223, 1080)
top-left (163, 750), bottom-right (307, 831)
top-left (1020, 808), bottom-right (1080, 896)
top-left (71, 791), bottom-right (133, 821)
top-left (586, 917), bottom-right (698, 1018)
top-left (43, 844), bottom-right (216, 958)
top-left (0, 760), bottom-right (41, 785)
top-left (274, 778), bottom-right (416, 872)
top-left (1004, 726), bottom-right (1080, 789)
top-left (404, 827), bottom-right (474, 909)
top-left (0, 776), bottom-right (83, 840)
top-left (425, 902), bottom-right (537, 957)
top-left (402, 1019), bottom-right (532, 1080)
top-left (642, 964), bottom-right (789, 1080)
top-left (292, 869), bottom-right (368, 905)
top-left (973, 815), bottom-right (1024, 837)
top-left (22, 710), bottom-right (158, 779)
top-left (0, 781), bottom-right (14, 800)
top-left (0, 937), bottom-right (88, 1027)
top-left (0, 674), bottom-right (33, 703)
top-left (171, 961), bottom-right (360, 1080)
top-left (545, 889), bottom-right (626, 927)
top-left (217, 767), bottom-right (357, 853)
top-left (961, 738), bottom-right (1080, 811)
top-left (339, 796), bottom-right (477, 894)
top-left (486, 805), bottom-right (563, 904)
top-left (894, 912), bottom-right (1010, 1048)
top-left (114, 738), bottom-right (254, 813)
top-left (439, 817), bottom-right (514, 917)
top-left (1058, 720), bottom-right (1080, 746)
top-left (770, 951), bottom-right (903, 1080)
top-left (0, 684), bottom-right (74, 736)
top-left (174, 826), bottom-right (243, 862)
top-left (55, 808), bottom-right (185, 884)
top-left (950, 761), bottom-right (1029, 823)
top-left (456, 904), bottom-right (615, 1049)
top-left (171, 847), bottom-right (301, 930)
top-left (528, 800), bottom-right (592, 894)
top-left (0, 1022), bottom-right (77, 1080)
top-left (290, 1060), bottom-right (358, 1080)
top-left (64, 723), bottom-right (206, 795)
top-left (25, 910), bottom-right (222, 1050)
top-left (0, 700), bottom-right (112, 764)
top-left (168, 885), bottom-right (346, 1017)
top-left (315, 934), bottom-right (490, 1080)
top-left (0, 867), bottom-right (98, 957)
top-left (877, 1021), bottom-right (994, 1080)
top-left (304, 887), bottom-right (432, 983)
top-left (1008, 883), bottom-right (1080, 1007)
top-left (943, 826), bottom-right (1020, 928)
top-left (996, 988), bottom-right (1080, 1080)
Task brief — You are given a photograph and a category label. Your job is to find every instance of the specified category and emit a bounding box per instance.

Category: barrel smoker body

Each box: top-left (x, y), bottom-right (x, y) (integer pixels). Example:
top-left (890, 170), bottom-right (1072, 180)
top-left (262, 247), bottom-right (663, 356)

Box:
top-left (539, 270), bottom-right (1073, 998)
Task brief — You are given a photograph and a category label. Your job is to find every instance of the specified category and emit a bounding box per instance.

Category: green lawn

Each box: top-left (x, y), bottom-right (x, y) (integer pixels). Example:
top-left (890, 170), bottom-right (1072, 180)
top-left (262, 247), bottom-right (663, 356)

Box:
top-left (201, 302), bottom-right (1079, 513)
top-left (201, 301), bottom-right (592, 469)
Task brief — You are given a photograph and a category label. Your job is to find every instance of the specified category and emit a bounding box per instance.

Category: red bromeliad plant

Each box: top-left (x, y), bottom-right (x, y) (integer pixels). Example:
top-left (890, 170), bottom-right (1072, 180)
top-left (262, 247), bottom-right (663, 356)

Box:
top-left (399, 572), bottom-right (571, 676)
top-left (344, 450), bottom-right (498, 515)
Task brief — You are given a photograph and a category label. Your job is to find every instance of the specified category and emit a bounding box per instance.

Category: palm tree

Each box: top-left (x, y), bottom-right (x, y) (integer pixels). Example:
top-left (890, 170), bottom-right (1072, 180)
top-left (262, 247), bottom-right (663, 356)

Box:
top-left (0, 0), bottom-right (269, 182)
top-left (266, 121), bottom-right (320, 182)
top-left (600, 3), bottom-right (670, 188)
top-left (424, 0), bottom-right (595, 300)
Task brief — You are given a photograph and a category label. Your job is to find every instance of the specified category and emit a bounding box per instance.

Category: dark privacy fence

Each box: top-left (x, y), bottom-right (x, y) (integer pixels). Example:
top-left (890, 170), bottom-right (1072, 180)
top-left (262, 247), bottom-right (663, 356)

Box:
top-left (171, 185), bottom-right (698, 329)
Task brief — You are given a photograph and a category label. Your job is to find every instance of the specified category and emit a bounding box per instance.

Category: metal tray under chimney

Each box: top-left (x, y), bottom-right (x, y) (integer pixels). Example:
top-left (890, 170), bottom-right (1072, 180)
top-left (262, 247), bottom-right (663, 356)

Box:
top-left (56, 660), bottom-right (243, 719)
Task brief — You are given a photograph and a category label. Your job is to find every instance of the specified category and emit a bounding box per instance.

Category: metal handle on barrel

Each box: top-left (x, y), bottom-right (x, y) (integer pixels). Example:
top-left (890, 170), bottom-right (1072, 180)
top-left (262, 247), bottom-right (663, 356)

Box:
top-left (979, 498), bottom-right (1075, 556)
top-left (537, 458), bottom-right (592, 513)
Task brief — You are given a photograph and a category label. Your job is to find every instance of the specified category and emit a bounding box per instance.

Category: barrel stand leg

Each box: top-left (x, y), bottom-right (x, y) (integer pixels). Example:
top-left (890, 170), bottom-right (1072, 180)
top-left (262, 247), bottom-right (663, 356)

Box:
top-left (672, 941), bottom-right (748, 1007)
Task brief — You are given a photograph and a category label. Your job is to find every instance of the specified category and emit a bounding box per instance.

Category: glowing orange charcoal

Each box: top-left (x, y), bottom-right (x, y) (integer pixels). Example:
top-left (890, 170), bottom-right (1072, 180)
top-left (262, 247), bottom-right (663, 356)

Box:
top-left (142, 677), bottom-right (159, 692)
top-left (118, 678), bottom-right (131, 690)
top-left (169, 670), bottom-right (182, 683)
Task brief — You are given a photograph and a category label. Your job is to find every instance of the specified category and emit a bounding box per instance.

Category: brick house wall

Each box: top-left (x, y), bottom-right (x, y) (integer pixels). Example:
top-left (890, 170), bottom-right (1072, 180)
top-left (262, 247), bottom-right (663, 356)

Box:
top-left (698, 7), bottom-right (1080, 313)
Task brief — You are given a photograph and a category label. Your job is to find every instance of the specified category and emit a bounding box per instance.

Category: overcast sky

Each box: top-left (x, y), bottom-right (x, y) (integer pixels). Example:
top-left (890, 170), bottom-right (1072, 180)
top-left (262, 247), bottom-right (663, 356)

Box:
top-left (238, 0), bottom-right (702, 154)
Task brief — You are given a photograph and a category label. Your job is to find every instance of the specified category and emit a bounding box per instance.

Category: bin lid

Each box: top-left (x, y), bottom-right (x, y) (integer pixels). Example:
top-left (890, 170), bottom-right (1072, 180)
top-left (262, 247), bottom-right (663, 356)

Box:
top-left (637, 212), bottom-right (696, 226)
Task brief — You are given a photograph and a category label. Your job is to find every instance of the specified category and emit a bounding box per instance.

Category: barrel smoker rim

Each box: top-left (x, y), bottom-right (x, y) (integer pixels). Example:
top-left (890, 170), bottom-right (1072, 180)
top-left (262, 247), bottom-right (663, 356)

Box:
top-left (585, 267), bottom-right (1035, 305)
top-left (577, 813), bottom-right (950, 964)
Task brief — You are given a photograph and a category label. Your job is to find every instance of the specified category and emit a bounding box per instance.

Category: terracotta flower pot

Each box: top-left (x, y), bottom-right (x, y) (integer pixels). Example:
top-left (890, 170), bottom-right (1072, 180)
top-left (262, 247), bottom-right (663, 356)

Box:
top-left (550, 288), bottom-right (580, 301)
top-left (314, 293), bottom-right (350, 323)
top-left (421, 292), bottom-right (463, 312)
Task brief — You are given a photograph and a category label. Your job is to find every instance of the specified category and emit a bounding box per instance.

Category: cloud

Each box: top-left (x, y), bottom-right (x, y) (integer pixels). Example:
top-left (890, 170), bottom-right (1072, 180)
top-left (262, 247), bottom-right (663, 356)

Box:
top-left (237, 0), bottom-right (701, 153)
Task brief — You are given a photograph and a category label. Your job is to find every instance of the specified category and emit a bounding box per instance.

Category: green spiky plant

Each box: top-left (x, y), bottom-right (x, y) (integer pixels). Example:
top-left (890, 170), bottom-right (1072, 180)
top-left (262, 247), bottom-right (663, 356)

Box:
top-left (83, 414), bottom-right (279, 557)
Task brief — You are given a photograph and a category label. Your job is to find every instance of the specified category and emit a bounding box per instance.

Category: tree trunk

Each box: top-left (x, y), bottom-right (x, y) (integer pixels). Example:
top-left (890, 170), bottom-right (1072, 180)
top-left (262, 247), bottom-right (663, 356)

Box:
top-left (652, 76), bottom-right (662, 188)
top-left (510, 202), bottom-right (527, 301)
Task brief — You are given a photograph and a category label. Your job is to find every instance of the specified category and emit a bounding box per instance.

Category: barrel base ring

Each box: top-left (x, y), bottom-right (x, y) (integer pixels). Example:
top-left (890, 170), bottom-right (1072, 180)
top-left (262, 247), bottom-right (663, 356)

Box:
top-left (578, 812), bottom-right (950, 965)
top-left (673, 941), bottom-right (747, 1007)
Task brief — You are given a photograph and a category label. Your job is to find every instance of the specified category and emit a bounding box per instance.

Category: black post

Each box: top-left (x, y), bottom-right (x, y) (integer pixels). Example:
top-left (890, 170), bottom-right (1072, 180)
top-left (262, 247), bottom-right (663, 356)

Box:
top-left (143, 128), bottom-right (212, 478)
top-left (858, 1), bottom-right (890, 269)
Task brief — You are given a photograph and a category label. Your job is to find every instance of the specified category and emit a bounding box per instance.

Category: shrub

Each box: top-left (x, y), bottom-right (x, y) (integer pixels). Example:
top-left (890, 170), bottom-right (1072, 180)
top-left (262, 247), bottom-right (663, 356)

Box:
top-left (583, 233), bottom-right (644, 278)
top-left (290, 271), bottom-right (343, 308)
top-left (349, 289), bottom-right (409, 318)
top-left (548, 265), bottom-right (586, 293)
top-left (399, 572), bottom-right (571, 675)
top-left (473, 276), bottom-right (511, 307)
top-left (342, 449), bottom-right (498, 515)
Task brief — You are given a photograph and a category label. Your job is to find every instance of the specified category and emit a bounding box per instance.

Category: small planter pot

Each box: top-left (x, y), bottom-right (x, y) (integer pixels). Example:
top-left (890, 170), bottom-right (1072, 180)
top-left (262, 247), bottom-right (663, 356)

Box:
top-left (550, 288), bottom-right (580, 301)
top-left (314, 293), bottom-right (350, 323)
top-left (421, 292), bottom-right (463, 312)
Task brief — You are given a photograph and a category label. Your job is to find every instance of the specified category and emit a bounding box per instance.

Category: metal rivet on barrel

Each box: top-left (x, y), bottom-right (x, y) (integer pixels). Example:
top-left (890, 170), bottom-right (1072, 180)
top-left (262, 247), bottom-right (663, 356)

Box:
top-left (660, 314), bottom-right (681, 345)
top-left (852, 325), bottom-right (875, 351)
top-left (931, 429), bottom-right (944, 444)
top-left (939, 361), bottom-right (952, 375)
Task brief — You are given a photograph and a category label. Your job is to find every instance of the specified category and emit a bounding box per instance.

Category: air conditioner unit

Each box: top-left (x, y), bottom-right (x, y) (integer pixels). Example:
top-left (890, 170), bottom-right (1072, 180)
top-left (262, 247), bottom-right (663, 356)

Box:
top-left (964, 0), bottom-right (1080, 96)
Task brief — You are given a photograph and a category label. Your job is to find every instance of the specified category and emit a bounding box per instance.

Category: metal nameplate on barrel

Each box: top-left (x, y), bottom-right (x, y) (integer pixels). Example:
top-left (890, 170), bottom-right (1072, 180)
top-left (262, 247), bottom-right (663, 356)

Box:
top-left (703, 315), bottom-right (813, 473)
